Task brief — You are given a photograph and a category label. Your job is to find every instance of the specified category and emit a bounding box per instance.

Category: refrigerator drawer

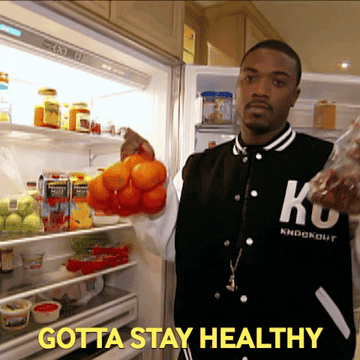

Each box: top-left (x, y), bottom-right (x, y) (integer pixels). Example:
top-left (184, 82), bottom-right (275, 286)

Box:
top-left (1, 291), bottom-right (138, 360)
top-left (56, 326), bottom-right (151, 360)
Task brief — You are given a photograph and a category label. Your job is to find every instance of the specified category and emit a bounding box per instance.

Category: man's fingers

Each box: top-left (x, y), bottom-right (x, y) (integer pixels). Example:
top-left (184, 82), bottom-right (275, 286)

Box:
top-left (120, 127), bottom-right (155, 160)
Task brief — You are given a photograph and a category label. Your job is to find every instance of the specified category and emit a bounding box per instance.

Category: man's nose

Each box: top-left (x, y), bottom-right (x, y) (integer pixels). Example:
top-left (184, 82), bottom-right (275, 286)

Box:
top-left (253, 78), bottom-right (270, 98)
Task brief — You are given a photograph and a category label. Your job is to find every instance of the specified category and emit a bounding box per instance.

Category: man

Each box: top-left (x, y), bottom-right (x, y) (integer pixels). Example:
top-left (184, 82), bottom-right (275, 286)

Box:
top-left (122, 40), bottom-right (356, 359)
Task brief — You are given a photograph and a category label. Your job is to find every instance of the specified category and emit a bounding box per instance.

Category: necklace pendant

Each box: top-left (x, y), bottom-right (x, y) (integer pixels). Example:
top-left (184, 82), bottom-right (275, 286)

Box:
top-left (226, 274), bottom-right (237, 292)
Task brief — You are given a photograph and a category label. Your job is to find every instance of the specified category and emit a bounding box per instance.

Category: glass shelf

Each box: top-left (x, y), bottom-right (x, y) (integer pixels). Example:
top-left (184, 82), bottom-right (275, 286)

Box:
top-left (0, 123), bottom-right (125, 154)
top-left (0, 222), bottom-right (132, 248)
top-left (0, 256), bottom-right (136, 305)
top-left (0, 285), bottom-right (136, 351)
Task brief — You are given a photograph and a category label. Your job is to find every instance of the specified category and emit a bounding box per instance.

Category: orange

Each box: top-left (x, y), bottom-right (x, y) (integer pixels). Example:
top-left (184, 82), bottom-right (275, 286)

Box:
top-left (117, 180), bottom-right (142, 207)
top-left (122, 154), bottom-right (148, 172)
top-left (88, 174), bottom-right (113, 202)
top-left (117, 204), bottom-right (142, 217)
top-left (132, 161), bottom-right (161, 190)
top-left (102, 162), bottom-right (131, 191)
top-left (141, 185), bottom-right (166, 210)
top-left (86, 193), bottom-right (113, 213)
top-left (152, 160), bottom-right (167, 185)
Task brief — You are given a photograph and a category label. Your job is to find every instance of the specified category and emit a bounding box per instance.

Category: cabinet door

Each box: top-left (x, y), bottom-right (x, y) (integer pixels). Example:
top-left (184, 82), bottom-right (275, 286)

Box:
top-left (73, 0), bottom-right (110, 19)
top-left (110, 1), bottom-right (184, 59)
top-left (245, 17), bottom-right (268, 52)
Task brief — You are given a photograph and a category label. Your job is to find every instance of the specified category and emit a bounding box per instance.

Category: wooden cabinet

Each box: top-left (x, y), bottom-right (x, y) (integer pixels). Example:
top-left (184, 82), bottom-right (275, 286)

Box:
top-left (73, 0), bottom-right (110, 20)
top-left (245, 16), bottom-right (268, 53)
top-left (110, 1), bottom-right (184, 59)
top-left (185, 1), bottom-right (283, 66)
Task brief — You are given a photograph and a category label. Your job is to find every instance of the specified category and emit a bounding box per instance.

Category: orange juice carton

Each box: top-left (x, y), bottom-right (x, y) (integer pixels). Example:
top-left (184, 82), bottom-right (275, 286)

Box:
top-left (38, 172), bottom-right (70, 232)
top-left (314, 100), bottom-right (336, 129)
top-left (69, 172), bottom-right (93, 230)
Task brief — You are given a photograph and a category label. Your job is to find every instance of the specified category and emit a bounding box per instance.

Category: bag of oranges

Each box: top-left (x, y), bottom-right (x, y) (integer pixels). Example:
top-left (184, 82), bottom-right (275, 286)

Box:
top-left (86, 154), bottom-right (167, 217)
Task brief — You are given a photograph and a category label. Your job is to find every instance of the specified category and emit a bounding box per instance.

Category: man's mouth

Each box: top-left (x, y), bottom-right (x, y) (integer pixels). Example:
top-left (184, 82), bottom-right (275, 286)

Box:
top-left (246, 101), bottom-right (272, 111)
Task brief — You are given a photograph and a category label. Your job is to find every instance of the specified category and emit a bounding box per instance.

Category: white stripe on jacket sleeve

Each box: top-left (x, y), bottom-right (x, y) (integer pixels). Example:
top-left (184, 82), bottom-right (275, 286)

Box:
top-left (315, 286), bottom-right (351, 340)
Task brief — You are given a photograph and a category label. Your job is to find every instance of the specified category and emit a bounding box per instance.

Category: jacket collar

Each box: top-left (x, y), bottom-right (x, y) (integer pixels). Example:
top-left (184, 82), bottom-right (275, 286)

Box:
top-left (233, 122), bottom-right (296, 156)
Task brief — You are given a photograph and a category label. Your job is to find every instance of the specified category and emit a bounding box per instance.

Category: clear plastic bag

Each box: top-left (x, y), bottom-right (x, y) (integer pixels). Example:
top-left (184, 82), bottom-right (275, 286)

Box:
top-left (308, 117), bottom-right (360, 214)
top-left (0, 146), bottom-right (43, 238)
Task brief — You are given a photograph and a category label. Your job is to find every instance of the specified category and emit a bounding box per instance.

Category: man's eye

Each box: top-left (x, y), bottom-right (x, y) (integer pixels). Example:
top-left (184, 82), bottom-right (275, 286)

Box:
top-left (273, 79), bottom-right (286, 87)
top-left (246, 75), bottom-right (256, 83)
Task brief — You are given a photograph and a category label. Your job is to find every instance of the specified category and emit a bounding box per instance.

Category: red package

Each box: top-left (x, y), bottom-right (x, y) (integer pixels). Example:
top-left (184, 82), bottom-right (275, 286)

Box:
top-left (308, 118), bottom-right (360, 213)
top-left (66, 246), bottom-right (129, 275)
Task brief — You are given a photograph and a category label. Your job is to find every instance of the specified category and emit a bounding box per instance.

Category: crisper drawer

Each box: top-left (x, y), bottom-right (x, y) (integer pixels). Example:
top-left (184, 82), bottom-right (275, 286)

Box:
top-left (0, 287), bottom-right (137, 360)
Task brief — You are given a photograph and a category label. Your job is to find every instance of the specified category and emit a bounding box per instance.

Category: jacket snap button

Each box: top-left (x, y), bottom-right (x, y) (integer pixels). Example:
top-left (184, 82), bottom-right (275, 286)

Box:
top-left (242, 357), bottom-right (248, 360)
top-left (243, 157), bottom-right (248, 163)
top-left (224, 240), bottom-right (230, 247)
top-left (215, 292), bottom-right (220, 299)
top-left (256, 153), bottom-right (262, 160)
top-left (250, 190), bottom-right (258, 197)
top-left (246, 238), bottom-right (253, 246)
top-left (234, 194), bottom-right (241, 201)
top-left (240, 295), bottom-right (248, 303)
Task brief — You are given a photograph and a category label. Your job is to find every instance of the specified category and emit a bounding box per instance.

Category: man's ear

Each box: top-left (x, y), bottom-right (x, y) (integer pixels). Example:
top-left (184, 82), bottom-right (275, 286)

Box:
top-left (291, 87), bottom-right (301, 107)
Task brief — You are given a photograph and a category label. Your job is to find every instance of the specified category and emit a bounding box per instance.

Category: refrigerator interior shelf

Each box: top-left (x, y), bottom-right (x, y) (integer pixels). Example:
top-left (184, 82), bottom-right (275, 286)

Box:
top-left (0, 123), bottom-right (125, 155)
top-left (0, 222), bottom-right (133, 249)
top-left (0, 286), bottom-right (138, 360)
top-left (0, 258), bottom-right (137, 306)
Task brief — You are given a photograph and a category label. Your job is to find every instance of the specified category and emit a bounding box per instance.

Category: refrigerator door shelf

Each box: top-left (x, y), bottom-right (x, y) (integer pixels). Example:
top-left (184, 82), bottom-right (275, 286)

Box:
top-left (0, 286), bottom-right (138, 360)
top-left (195, 124), bottom-right (240, 153)
top-left (293, 126), bottom-right (345, 143)
top-left (0, 258), bottom-right (137, 306)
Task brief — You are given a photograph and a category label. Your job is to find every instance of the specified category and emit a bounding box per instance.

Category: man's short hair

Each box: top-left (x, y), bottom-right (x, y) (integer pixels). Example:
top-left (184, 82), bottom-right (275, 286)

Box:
top-left (241, 39), bottom-right (302, 86)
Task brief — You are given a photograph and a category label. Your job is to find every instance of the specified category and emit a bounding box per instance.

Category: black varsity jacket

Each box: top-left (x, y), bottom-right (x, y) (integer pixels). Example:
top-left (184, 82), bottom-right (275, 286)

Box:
top-left (174, 123), bottom-right (356, 360)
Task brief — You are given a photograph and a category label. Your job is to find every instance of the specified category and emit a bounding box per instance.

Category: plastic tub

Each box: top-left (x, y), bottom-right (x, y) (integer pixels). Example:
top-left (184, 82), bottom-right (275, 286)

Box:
top-left (21, 252), bottom-right (45, 271)
top-left (0, 299), bottom-right (32, 330)
top-left (31, 301), bottom-right (62, 324)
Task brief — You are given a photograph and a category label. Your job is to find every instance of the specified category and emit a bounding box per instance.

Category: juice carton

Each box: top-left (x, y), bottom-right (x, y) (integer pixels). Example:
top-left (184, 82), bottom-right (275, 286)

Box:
top-left (39, 172), bottom-right (70, 232)
top-left (69, 172), bottom-right (93, 230)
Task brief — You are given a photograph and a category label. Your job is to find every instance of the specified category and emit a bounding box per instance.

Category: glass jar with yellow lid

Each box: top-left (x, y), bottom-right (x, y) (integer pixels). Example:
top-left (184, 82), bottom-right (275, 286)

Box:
top-left (69, 102), bottom-right (90, 133)
top-left (34, 88), bottom-right (60, 129)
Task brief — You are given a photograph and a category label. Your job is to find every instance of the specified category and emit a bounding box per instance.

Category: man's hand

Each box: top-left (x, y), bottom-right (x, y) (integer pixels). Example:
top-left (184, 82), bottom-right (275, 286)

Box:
top-left (120, 127), bottom-right (155, 161)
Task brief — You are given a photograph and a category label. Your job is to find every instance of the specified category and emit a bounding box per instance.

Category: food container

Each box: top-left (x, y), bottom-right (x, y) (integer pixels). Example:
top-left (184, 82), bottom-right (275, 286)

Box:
top-left (69, 102), bottom-right (90, 133)
top-left (21, 252), bottom-right (45, 271)
top-left (314, 100), bottom-right (336, 129)
top-left (31, 301), bottom-right (62, 324)
top-left (201, 91), bottom-right (233, 125)
top-left (38, 171), bottom-right (71, 232)
top-left (69, 172), bottom-right (93, 230)
top-left (0, 299), bottom-right (32, 330)
top-left (34, 88), bottom-right (61, 129)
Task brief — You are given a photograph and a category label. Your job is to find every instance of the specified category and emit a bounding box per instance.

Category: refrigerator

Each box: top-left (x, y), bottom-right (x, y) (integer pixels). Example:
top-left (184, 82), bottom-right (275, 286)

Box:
top-left (0, 1), bottom-right (180, 359)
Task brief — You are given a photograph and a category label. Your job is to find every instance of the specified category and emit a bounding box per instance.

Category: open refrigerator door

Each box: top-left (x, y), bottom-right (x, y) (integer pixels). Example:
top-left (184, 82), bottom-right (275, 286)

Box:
top-left (0, 1), bottom-right (180, 359)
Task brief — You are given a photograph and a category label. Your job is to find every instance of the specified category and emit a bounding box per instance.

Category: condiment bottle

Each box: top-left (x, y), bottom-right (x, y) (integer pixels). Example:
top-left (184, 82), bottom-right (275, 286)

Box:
top-left (34, 88), bottom-right (60, 128)
top-left (61, 103), bottom-right (70, 131)
top-left (1, 247), bottom-right (14, 273)
top-left (0, 72), bottom-right (12, 123)
top-left (69, 102), bottom-right (90, 133)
